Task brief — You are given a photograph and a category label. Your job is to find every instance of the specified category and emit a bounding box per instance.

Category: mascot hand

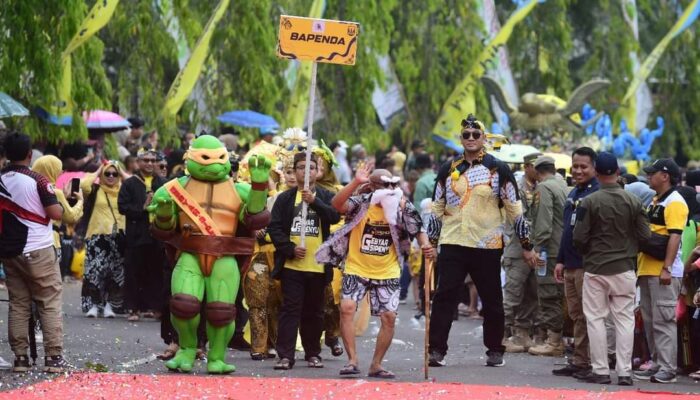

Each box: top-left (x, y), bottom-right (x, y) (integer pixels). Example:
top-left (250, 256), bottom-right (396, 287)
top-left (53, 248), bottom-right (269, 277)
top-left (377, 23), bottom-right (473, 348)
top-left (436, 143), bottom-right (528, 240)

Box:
top-left (148, 198), bottom-right (176, 220)
top-left (249, 154), bottom-right (272, 184)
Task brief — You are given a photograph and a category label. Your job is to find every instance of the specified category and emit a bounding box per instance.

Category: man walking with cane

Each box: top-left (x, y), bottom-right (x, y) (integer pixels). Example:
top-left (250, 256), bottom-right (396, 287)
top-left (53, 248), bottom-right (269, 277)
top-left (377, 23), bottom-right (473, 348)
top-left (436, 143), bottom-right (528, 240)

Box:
top-left (317, 165), bottom-right (434, 378)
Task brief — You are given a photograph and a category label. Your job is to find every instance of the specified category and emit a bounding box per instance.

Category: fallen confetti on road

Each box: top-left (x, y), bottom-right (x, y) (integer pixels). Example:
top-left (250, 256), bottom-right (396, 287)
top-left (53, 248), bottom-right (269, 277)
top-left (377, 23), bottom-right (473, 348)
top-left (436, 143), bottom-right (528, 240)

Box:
top-left (1, 372), bottom-right (697, 400)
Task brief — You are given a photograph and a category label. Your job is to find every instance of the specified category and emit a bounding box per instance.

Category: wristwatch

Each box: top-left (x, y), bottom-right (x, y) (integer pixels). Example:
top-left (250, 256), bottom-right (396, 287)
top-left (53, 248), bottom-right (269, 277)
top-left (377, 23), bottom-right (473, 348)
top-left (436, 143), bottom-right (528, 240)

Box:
top-left (663, 265), bottom-right (672, 273)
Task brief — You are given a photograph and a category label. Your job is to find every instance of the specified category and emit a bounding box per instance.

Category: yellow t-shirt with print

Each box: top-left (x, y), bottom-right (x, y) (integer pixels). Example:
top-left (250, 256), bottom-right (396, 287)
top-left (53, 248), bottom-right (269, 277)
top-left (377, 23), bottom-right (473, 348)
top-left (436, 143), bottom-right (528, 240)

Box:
top-left (637, 190), bottom-right (688, 277)
top-left (345, 205), bottom-right (399, 280)
top-left (285, 191), bottom-right (324, 274)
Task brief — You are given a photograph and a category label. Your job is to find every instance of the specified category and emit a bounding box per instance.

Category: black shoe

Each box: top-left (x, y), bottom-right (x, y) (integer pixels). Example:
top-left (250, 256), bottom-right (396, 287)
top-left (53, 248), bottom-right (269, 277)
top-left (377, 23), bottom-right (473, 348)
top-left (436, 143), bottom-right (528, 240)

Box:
top-left (576, 371), bottom-right (611, 384)
top-left (250, 352), bottom-right (266, 361)
top-left (44, 355), bottom-right (73, 373)
top-left (485, 351), bottom-right (505, 367)
top-left (553, 363), bottom-right (589, 376)
top-left (618, 376), bottom-right (633, 386)
top-left (228, 334), bottom-right (251, 351)
top-left (414, 311), bottom-right (425, 319)
top-left (428, 351), bottom-right (446, 367)
top-left (572, 368), bottom-right (594, 379)
top-left (13, 355), bottom-right (30, 373)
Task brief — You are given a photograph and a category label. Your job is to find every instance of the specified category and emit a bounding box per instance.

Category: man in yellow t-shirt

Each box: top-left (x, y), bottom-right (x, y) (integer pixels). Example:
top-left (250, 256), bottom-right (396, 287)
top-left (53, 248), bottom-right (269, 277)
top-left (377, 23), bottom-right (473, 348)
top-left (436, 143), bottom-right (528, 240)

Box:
top-left (635, 159), bottom-right (687, 384)
top-left (317, 167), bottom-right (435, 379)
top-left (268, 153), bottom-right (340, 371)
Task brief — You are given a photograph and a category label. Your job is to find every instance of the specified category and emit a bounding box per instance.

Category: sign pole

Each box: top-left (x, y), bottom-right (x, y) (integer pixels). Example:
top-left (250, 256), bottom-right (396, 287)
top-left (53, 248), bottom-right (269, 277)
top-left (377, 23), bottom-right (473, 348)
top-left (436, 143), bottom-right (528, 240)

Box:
top-left (299, 61), bottom-right (318, 247)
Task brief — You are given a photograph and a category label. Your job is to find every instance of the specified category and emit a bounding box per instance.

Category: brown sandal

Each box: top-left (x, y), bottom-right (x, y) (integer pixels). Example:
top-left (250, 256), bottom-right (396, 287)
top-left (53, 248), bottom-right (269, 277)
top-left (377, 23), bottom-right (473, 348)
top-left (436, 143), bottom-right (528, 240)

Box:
top-left (127, 313), bottom-right (140, 322)
top-left (157, 344), bottom-right (179, 361)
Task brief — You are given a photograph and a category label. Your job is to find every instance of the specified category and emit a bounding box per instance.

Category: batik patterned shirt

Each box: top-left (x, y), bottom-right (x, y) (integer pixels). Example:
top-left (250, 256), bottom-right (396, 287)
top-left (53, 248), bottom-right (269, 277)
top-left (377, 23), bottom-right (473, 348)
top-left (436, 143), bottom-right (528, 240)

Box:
top-left (432, 153), bottom-right (531, 250)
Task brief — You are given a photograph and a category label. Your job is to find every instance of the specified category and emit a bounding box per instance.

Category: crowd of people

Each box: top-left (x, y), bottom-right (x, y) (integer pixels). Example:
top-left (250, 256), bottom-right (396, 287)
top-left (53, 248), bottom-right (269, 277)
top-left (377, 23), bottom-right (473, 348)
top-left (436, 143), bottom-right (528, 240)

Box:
top-left (0, 113), bottom-right (699, 385)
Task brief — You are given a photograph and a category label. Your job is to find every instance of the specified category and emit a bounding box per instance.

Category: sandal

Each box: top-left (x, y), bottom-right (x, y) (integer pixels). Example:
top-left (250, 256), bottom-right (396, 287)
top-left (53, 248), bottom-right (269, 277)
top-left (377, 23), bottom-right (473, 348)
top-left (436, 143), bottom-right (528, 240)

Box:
top-left (307, 356), bottom-right (324, 368)
top-left (196, 348), bottom-right (207, 361)
top-left (331, 344), bottom-right (344, 357)
top-left (690, 370), bottom-right (700, 380)
top-left (127, 313), bottom-right (140, 322)
top-left (142, 311), bottom-right (155, 319)
top-left (368, 369), bottom-right (395, 379)
top-left (274, 358), bottom-right (293, 370)
top-left (339, 364), bottom-right (361, 375)
top-left (157, 344), bottom-right (179, 361)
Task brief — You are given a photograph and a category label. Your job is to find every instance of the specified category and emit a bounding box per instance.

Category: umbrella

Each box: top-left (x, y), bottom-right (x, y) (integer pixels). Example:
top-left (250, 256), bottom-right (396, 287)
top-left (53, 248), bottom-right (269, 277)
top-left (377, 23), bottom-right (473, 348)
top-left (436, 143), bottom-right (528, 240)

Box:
top-left (83, 110), bottom-right (130, 132)
top-left (542, 152), bottom-right (572, 172)
top-left (489, 144), bottom-right (541, 164)
top-left (217, 110), bottom-right (279, 130)
top-left (0, 92), bottom-right (30, 118)
top-left (35, 106), bottom-right (73, 126)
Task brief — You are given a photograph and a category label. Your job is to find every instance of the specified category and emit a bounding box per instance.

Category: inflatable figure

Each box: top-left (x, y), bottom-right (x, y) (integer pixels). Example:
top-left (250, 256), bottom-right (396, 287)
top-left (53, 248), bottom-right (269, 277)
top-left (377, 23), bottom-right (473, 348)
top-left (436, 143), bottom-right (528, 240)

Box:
top-left (148, 135), bottom-right (271, 374)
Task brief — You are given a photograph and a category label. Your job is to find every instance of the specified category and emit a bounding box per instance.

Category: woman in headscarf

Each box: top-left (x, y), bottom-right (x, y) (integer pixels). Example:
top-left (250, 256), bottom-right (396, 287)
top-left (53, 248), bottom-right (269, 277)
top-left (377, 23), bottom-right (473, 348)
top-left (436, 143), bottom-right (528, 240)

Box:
top-left (79, 161), bottom-right (126, 318)
top-left (32, 155), bottom-right (84, 275)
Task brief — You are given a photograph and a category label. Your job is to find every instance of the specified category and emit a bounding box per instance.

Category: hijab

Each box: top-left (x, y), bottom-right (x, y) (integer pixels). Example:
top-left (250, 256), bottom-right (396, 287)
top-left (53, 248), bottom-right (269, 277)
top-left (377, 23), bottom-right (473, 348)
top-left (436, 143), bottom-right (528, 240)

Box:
top-left (32, 155), bottom-right (62, 184)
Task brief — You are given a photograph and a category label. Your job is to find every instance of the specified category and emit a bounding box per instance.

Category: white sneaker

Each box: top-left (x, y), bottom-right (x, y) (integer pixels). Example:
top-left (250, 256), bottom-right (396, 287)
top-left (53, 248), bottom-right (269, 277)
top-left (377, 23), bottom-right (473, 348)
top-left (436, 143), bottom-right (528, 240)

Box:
top-left (103, 304), bottom-right (115, 319)
top-left (0, 356), bottom-right (11, 370)
top-left (85, 306), bottom-right (99, 318)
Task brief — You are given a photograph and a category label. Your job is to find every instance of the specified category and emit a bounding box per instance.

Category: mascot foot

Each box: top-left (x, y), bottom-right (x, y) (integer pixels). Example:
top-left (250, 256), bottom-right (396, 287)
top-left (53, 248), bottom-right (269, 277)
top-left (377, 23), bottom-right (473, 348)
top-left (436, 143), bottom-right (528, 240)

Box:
top-left (165, 348), bottom-right (197, 373)
top-left (207, 359), bottom-right (236, 374)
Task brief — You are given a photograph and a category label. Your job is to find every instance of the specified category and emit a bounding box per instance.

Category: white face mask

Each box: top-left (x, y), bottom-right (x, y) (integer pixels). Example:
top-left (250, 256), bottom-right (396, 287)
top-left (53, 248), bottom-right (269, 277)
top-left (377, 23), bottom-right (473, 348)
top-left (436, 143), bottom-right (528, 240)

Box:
top-left (370, 187), bottom-right (403, 225)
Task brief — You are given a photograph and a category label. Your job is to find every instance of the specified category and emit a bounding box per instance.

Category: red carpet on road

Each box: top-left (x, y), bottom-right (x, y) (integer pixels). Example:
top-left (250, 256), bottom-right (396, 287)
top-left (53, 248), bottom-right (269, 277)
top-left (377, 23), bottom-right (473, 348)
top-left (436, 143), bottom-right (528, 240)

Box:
top-left (1, 373), bottom-right (697, 399)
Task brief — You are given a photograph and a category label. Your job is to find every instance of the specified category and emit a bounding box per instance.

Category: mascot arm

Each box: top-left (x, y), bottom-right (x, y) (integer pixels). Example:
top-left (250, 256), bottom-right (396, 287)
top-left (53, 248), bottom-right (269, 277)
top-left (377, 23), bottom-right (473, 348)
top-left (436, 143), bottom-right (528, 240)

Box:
top-left (147, 177), bottom-right (185, 231)
top-left (241, 155), bottom-right (272, 217)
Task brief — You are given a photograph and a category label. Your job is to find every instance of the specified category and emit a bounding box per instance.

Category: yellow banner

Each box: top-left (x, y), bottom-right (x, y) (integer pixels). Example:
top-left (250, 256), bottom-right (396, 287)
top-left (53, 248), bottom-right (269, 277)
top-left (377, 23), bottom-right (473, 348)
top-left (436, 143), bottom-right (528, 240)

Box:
top-left (277, 16), bottom-right (359, 65)
top-left (63, 0), bottom-right (120, 57)
top-left (162, 0), bottom-right (230, 117)
top-left (432, 0), bottom-right (541, 149)
top-left (621, 0), bottom-right (699, 107)
top-left (47, 0), bottom-right (119, 121)
top-left (282, 0), bottom-right (325, 129)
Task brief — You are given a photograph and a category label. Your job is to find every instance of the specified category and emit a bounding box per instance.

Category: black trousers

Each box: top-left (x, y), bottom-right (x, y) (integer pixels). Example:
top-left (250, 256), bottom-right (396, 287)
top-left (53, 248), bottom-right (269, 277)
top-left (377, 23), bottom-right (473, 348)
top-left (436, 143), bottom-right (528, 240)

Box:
top-left (429, 245), bottom-right (505, 355)
top-left (275, 268), bottom-right (325, 363)
top-left (124, 243), bottom-right (164, 312)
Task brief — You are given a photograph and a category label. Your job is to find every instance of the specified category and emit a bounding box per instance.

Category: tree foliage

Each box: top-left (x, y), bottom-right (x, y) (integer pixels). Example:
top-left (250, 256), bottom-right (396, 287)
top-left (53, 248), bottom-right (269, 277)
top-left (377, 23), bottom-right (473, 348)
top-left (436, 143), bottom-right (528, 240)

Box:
top-left (0, 0), bottom-right (697, 162)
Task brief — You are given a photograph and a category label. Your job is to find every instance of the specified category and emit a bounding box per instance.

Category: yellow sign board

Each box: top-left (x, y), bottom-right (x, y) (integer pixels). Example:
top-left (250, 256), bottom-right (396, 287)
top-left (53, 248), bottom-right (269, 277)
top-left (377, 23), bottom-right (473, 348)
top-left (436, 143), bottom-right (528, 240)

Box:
top-left (277, 15), bottom-right (359, 65)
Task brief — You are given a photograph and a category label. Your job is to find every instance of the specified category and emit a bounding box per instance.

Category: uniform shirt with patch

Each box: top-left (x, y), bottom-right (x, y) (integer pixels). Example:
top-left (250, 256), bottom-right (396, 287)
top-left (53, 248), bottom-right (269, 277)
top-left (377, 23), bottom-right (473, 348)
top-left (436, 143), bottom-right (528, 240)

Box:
top-left (345, 205), bottom-right (399, 280)
top-left (285, 191), bottom-right (324, 274)
top-left (0, 165), bottom-right (59, 257)
top-left (637, 189), bottom-right (688, 277)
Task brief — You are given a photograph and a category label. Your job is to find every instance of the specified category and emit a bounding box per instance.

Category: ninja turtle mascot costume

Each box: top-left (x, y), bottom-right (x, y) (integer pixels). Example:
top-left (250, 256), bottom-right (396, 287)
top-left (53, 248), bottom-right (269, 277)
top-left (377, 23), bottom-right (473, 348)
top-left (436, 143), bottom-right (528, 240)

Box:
top-left (147, 135), bottom-right (271, 374)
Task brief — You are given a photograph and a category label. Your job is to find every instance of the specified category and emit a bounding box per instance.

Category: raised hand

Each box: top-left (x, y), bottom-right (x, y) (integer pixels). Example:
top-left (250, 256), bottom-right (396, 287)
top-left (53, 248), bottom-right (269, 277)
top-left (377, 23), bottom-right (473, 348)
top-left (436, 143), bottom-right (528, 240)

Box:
top-left (353, 161), bottom-right (373, 185)
top-left (249, 154), bottom-right (272, 184)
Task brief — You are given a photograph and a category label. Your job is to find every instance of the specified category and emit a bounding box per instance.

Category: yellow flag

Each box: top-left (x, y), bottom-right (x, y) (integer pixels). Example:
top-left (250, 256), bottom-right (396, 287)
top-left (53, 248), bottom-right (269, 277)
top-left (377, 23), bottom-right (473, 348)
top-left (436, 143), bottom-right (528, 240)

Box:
top-left (162, 0), bottom-right (230, 117)
top-left (47, 0), bottom-right (119, 121)
top-left (282, 0), bottom-right (326, 129)
top-left (620, 0), bottom-right (700, 114)
top-left (432, 0), bottom-right (541, 149)
top-left (63, 0), bottom-right (120, 58)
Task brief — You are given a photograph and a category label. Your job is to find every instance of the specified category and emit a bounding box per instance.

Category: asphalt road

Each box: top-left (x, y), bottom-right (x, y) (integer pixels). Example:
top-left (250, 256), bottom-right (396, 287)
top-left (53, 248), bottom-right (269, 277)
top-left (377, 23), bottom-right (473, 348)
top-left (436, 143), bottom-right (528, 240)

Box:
top-left (1, 282), bottom-right (698, 394)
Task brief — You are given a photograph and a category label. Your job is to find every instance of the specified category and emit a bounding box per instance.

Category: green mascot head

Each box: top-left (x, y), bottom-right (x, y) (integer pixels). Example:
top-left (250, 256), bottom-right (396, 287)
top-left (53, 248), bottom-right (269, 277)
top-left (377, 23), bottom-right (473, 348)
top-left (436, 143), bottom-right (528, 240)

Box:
top-left (185, 135), bottom-right (232, 182)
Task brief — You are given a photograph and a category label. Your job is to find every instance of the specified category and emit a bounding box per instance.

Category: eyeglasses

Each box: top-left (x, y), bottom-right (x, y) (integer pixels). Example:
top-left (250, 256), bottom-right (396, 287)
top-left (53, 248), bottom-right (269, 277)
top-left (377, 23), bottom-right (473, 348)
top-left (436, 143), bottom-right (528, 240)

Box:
top-left (295, 166), bottom-right (317, 171)
top-left (461, 130), bottom-right (482, 140)
top-left (371, 180), bottom-right (398, 188)
top-left (141, 158), bottom-right (156, 163)
top-left (159, 165), bottom-right (167, 170)
top-left (104, 172), bottom-right (119, 178)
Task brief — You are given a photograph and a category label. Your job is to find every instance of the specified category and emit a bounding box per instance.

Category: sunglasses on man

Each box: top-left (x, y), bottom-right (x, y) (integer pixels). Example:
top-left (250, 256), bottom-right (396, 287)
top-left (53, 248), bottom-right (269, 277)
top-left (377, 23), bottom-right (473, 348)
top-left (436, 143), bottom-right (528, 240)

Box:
top-left (461, 130), bottom-right (482, 140)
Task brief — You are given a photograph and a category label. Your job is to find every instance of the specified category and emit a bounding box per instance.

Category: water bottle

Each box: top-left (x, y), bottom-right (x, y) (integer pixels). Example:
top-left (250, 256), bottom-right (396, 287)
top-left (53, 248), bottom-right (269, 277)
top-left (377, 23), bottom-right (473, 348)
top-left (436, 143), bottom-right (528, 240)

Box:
top-left (537, 249), bottom-right (547, 277)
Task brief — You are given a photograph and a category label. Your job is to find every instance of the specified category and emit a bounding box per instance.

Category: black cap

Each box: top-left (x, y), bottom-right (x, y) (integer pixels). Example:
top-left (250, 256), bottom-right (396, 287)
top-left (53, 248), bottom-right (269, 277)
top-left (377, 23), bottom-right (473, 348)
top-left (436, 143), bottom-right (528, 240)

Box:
top-left (643, 158), bottom-right (681, 179)
top-left (595, 152), bottom-right (619, 175)
top-left (128, 117), bottom-right (145, 129)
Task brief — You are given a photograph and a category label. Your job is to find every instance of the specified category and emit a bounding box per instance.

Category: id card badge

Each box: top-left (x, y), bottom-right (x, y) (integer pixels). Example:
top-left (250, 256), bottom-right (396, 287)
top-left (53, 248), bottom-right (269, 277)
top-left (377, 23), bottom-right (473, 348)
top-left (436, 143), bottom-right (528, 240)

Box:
top-left (570, 211), bottom-right (577, 227)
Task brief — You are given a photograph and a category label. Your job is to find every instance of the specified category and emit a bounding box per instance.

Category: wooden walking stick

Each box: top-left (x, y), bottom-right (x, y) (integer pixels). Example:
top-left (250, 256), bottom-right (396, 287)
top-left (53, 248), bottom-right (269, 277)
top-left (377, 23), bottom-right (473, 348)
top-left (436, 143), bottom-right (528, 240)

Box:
top-left (423, 257), bottom-right (434, 380)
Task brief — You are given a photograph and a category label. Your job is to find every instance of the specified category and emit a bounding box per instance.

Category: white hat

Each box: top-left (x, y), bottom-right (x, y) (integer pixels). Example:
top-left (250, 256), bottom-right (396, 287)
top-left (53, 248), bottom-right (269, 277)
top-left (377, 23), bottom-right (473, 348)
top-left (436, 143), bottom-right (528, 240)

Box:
top-left (337, 140), bottom-right (349, 149)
